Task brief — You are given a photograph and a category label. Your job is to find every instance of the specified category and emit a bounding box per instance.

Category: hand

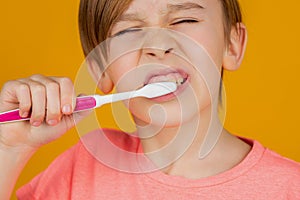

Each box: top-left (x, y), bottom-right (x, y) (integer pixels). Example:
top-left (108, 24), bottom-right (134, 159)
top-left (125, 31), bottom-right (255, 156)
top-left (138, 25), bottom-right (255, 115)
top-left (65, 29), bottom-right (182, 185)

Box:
top-left (0, 74), bottom-right (88, 151)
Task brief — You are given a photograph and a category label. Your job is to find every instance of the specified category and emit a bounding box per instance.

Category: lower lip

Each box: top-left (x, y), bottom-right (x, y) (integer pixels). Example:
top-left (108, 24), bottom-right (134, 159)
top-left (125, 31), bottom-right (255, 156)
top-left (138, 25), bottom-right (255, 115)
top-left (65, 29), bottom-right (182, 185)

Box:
top-left (149, 77), bottom-right (190, 102)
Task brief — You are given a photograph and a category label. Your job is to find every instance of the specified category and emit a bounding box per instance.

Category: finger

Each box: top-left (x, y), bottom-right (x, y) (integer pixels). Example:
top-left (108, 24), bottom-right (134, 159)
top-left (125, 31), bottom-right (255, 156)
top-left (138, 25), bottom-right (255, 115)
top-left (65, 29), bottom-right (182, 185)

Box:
top-left (30, 75), bottom-right (62, 126)
top-left (15, 82), bottom-right (31, 118)
top-left (52, 77), bottom-right (75, 115)
top-left (23, 80), bottom-right (46, 127)
top-left (0, 81), bottom-right (30, 112)
top-left (45, 81), bottom-right (61, 126)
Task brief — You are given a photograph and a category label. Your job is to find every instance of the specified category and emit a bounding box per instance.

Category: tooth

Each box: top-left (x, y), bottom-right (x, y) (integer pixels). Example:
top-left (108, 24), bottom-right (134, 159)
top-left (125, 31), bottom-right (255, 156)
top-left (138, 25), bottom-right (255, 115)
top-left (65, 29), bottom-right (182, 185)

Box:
top-left (174, 73), bottom-right (182, 80)
top-left (167, 77), bottom-right (174, 82)
top-left (177, 78), bottom-right (184, 85)
top-left (147, 72), bottom-right (187, 86)
top-left (151, 76), bottom-right (161, 83)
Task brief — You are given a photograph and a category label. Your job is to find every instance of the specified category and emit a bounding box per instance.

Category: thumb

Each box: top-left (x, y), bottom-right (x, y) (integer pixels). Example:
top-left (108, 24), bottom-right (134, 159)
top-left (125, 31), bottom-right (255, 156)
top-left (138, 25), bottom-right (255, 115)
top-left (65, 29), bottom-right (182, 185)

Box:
top-left (60, 109), bottom-right (92, 132)
top-left (72, 109), bottom-right (92, 126)
top-left (58, 93), bottom-right (93, 133)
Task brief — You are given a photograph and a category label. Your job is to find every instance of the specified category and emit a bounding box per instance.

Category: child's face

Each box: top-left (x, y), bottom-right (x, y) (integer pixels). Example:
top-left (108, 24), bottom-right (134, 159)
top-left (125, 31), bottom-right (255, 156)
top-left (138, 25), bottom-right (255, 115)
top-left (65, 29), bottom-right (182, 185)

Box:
top-left (98, 0), bottom-right (229, 127)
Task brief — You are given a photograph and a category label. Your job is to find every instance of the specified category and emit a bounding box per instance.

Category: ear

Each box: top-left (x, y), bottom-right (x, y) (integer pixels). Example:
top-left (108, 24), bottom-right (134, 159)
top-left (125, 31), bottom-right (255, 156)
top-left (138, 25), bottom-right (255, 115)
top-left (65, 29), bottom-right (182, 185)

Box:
top-left (222, 23), bottom-right (248, 71)
top-left (87, 60), bottom-right (114, 94)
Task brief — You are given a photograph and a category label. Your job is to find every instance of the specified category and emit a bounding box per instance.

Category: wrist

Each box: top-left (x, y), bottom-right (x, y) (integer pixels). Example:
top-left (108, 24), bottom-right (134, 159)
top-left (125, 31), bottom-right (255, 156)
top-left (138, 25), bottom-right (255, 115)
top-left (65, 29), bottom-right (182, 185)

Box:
top-left (0, 143), bottom-right (36, 162)
top-left (0, 144), bottom-right (36, 200)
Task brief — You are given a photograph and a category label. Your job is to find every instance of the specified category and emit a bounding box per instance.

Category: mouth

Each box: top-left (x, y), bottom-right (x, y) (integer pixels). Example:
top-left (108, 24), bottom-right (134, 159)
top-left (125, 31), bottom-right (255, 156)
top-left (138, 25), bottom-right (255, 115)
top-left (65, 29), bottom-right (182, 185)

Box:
top-left (144, 69), bottom-right (188, 87)
top-left (143, 68), bottom-right (190, 102)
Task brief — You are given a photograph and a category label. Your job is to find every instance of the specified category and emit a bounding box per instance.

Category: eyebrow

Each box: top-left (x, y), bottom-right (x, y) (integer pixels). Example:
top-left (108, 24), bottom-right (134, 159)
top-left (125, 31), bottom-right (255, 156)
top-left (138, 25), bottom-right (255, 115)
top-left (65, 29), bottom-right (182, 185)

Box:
top-left (166, 2), bottom-right (205, 14)
top-left (116, 13), bottom-right (146, 23)
top-left (115, 2), bottom-right (204, 23)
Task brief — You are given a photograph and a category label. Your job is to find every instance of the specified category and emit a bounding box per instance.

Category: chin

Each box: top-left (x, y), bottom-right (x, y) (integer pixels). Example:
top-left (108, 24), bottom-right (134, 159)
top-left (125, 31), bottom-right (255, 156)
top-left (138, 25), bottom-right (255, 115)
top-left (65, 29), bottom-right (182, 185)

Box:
top-left (130, 98), bottom-right (201, 128)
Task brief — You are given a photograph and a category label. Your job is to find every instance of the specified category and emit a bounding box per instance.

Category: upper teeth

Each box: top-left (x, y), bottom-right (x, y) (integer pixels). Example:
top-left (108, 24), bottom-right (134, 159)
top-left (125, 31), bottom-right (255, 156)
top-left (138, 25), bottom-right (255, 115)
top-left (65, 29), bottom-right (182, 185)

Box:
top-left (169, 77), bottom-right (185, 86)
top-left (148, 73), bottom-right (186, 86)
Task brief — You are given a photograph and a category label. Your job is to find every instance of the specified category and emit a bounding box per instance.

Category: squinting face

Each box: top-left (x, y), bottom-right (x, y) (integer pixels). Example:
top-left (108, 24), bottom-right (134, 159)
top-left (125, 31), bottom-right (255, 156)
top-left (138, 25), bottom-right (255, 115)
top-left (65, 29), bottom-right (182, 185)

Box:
top-left (100, 0), bottom-right (227, 127)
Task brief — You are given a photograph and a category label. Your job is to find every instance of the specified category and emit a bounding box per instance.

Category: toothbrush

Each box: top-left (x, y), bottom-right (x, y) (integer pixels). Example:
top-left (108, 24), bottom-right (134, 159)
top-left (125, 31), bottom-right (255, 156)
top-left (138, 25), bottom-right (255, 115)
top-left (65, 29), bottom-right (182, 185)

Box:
top-left (0, 82), bottom-right (177, 124)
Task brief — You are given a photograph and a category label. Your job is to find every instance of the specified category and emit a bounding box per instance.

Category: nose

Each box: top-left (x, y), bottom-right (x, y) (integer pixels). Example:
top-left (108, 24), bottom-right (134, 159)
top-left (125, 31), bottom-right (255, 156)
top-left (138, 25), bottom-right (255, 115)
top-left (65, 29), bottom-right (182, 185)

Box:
top-left (143, 47), bottom-right (174, 59)
top-left (142, 29), bottom-right (177, 60)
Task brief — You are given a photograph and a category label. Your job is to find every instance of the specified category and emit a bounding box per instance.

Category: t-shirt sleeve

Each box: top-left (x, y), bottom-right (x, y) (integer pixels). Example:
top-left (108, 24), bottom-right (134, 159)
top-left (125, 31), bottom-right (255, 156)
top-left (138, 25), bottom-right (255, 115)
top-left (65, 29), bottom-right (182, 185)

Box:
top-left (16, 143), bottom-right (80, 200)
top-left (264, 149), bottom-right (300, 199)
top-left (287, 165), bottom-right (300, 199)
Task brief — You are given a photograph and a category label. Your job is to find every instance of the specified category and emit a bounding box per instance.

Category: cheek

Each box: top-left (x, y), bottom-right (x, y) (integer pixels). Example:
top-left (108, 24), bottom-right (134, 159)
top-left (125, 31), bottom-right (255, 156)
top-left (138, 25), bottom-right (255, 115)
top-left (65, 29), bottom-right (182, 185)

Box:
top-left (196, 33), bottom-right (224, 68)
top-left (107, 52), bottom-right (141, 91)
top-left (179, 26), bottom-right (225, 70)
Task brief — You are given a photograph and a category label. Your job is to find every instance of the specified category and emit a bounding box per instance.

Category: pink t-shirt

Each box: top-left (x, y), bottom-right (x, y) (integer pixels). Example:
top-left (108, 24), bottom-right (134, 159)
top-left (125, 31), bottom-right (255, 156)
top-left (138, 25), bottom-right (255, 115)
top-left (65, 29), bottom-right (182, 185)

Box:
top-left (17, 129), bottom-right (300, 199)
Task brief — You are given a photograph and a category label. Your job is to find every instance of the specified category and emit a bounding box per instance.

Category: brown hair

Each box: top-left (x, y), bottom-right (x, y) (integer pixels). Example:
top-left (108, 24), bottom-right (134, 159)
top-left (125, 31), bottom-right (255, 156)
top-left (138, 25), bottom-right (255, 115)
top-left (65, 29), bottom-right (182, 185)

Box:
top-left (79, 0), bottom-right (243, 58)
top-left (220, 0), bottom-right (243, 45)
top-left (79, 0), bottom-right (132, 58)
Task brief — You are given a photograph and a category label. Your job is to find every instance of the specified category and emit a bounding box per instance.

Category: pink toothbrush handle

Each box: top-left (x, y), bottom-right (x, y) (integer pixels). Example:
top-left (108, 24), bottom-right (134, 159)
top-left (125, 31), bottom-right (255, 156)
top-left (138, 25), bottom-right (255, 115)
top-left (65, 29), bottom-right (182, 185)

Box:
top-left (0, 96), bottom-right (97, 124)
top-left (74, 96), bottom-right (97, 112)
top-left (0, 109), bottom-right (28, 123)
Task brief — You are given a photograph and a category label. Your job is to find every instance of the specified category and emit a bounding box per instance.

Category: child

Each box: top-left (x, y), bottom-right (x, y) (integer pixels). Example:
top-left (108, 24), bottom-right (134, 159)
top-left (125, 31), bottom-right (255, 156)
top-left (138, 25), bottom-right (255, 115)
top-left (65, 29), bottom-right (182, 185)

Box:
top-left (0, 0), bottom-right (299, 199)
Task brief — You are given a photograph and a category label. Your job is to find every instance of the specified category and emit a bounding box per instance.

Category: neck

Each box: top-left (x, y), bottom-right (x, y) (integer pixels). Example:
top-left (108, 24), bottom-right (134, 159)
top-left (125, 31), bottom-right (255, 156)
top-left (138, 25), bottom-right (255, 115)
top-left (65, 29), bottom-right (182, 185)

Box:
top-left (134, 104), bottom-right (251, 179)
top-left (135, 103), bottom-right (220, 170)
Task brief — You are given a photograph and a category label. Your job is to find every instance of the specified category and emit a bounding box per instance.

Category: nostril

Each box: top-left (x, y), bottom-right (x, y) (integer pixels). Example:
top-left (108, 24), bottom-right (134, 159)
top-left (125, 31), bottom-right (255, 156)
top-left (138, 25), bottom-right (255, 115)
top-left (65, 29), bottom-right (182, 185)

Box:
top-left (165, 48), bottom-right (173, 54)
top-left (144, 47), bottom-right (174, 58)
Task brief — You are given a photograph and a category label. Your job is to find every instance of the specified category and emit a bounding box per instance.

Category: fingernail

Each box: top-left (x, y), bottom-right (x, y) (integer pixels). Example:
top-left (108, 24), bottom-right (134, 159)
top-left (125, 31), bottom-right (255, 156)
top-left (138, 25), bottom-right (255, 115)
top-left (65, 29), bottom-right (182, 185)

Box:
top-left (48, 119), bottom-right (58, 126)
top-left (32, 121), bottom-right (41, 127)
top-left (21, 112), bottom-right (29, 118)
top-left (62, 104), bottom-right (72, 114)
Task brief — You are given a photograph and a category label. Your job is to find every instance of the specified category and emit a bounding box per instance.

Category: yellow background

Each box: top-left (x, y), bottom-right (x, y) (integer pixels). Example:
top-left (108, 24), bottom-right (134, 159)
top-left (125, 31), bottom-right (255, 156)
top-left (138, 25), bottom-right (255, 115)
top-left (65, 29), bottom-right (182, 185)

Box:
top-left (0, 0), bottom-right (299, 199)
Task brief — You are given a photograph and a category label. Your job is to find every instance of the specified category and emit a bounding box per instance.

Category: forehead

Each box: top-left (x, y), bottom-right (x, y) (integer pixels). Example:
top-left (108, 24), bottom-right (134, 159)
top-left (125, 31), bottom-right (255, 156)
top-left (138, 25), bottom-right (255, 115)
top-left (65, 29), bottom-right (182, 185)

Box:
top-left (129, 0), bottom-right (203, 10)
top-left (117, 0), bottom-right (220, 21)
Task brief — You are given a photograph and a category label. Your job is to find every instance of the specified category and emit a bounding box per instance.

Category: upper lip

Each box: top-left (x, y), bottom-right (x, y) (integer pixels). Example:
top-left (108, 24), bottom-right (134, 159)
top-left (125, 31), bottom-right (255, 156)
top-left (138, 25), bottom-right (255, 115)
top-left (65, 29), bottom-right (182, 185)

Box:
top-left (144, 68), bottom-right (189, 85)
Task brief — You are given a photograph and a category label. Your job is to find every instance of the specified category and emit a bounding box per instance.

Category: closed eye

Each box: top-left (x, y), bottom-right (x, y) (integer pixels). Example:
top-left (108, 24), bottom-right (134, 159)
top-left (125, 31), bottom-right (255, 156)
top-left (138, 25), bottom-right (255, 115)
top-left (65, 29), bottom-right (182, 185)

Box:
top-left (171, 19), bottom-right (199, 26)
top-left (113, 28), bottom-right (142, 37)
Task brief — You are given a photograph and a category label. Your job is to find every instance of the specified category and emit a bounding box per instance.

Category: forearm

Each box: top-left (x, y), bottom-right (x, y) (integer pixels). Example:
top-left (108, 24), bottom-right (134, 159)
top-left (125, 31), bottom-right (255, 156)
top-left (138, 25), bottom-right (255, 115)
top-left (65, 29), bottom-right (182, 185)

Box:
top-left (0, 146), bottom-right (35, 200)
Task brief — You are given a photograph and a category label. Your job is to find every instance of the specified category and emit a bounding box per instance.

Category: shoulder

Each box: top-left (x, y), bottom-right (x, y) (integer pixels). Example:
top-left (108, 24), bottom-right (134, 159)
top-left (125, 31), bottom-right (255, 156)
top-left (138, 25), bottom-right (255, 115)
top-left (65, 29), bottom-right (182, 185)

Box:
top-left (16, 140), bottom-right (82, 199)
top-left (265, 148), bottom-right (300, 179)
top-left (80, 128), bottom-right (140, 152)
top-left (260, 146), bottom-right (300, 176)
top-left (253, 141), bottom-right (300, 193)
top-left (17, 128), bottom-right (138, 199)
top-left (266, 149), bottom-right (300, 197)
top-left (241, 138), bottom-right (300, 176)
top-left (238, 139), bottom-right (300, 197)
